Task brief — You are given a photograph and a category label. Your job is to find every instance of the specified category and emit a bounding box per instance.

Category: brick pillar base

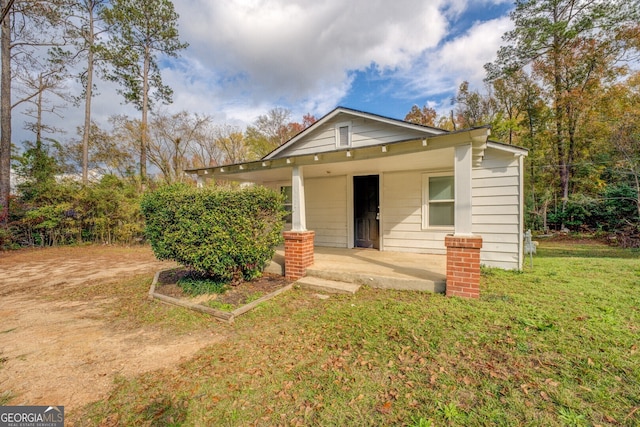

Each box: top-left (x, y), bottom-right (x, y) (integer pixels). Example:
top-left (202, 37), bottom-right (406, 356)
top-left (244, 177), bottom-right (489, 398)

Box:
top-left (283, 231), bottom-right (315, 280)
top-left (445, 235), bottom-right (483, 299)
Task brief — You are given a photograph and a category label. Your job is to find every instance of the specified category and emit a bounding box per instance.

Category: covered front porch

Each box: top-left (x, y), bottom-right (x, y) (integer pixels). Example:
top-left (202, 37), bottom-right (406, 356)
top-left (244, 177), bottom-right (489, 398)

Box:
top-left (189, 127), bottom-right (491, 298)
top-left (268, 246), bottom-right (447, 293)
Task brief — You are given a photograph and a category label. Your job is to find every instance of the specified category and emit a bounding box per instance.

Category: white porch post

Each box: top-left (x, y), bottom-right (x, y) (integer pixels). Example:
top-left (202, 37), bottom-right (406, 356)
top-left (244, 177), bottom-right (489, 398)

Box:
top-left (454, 143), bottom-right (473, 235)
top-left (446, 143), bottom-right (483, 298)
top-left (291, 165), bottom-right (307, 231)
top-left (284, 165), bottom-right (314, 280)
top-left (196, 175), bottom-right (205, 188)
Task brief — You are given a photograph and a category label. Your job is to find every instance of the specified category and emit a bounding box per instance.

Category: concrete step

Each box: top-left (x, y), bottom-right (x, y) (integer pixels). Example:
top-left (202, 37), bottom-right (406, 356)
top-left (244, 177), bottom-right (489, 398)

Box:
top-left (296, 276), bottom-right (361, 295)
top-left (306, 268), bottom-right (445, 294)
top-left (263, 259), bottom-right (284, 276)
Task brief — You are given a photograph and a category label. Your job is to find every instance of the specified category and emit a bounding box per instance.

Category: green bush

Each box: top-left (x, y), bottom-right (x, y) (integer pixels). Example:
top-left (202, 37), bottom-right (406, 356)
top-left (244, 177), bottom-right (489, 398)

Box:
top-left (141, 184), bottom-right (285, 283)
top-left (546, 183), bottom-right (639, 233)
top-left (8, 174), bottom-right (144, 247)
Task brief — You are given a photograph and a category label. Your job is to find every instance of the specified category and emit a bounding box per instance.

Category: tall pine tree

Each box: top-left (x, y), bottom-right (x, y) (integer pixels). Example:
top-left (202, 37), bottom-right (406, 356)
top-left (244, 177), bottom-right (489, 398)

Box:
top-left (101, 0), bottom-right (187, 185)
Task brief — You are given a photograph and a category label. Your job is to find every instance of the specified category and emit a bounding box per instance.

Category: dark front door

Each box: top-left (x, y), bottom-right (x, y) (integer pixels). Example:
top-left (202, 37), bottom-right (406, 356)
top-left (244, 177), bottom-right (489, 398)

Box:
top-left (354, 175), bottom-right (380, 249)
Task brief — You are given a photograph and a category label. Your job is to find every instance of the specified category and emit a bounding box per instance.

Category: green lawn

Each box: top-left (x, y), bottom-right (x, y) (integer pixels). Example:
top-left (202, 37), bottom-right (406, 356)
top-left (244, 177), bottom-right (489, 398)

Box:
top-left (74, 240), bottom-right (639, 426)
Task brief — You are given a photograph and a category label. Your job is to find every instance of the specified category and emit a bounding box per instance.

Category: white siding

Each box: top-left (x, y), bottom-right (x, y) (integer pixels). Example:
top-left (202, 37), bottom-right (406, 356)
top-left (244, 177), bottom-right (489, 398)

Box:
top-left (472, 149), bottom-right (523, 270)
top-left (266, 147), bottom-right (524, 270)
top-left (276, 117), bottom-right (428, 158)
top-left (305, 176), bottom-right (348, 247)
top-left (382, 171), bottom-right (450, 254)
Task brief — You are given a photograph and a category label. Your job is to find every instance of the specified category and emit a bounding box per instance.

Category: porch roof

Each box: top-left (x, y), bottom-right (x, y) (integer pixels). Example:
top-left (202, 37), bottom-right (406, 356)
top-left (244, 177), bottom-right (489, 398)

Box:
top-left (185, 127), bottom-right (510, 183)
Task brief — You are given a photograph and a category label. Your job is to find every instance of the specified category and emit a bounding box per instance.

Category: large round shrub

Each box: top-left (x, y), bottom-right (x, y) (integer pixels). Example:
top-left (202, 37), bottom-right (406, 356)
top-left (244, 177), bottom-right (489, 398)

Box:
top-left (141, 184), bottom-right (285, 283)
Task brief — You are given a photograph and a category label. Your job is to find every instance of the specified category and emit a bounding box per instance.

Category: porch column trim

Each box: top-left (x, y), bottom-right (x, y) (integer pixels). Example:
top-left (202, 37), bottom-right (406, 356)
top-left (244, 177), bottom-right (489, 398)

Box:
top-left (291, 165), bottom-right (307, 231)
top-left (445, 235), bottom-right (483, 299)
top-left (454, 143), bottom-right (473, 236)
top-left (283, 230), bottom-right (315, 280)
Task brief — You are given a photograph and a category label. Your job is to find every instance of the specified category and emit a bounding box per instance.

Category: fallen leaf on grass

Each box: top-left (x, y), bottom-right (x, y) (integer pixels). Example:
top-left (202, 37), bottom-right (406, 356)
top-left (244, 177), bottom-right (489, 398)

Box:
top-left (348, 394), bottom-right (364, 406)
top-left (377, 401), bottom-right (392, 414)
top-left (625, 406), bottom-right (639, 421)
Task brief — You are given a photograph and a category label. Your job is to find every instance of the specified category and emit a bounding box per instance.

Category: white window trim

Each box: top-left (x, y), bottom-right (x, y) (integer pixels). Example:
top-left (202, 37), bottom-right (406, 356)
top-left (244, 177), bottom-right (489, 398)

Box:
top-left (335, 121), bottom-right (352, 148)
top-left (265, 180), bottom-right (293, 227)
top-left (280, 185), bottom-right (293, 224)
top-left (422, 172), bottom-right (455, 230)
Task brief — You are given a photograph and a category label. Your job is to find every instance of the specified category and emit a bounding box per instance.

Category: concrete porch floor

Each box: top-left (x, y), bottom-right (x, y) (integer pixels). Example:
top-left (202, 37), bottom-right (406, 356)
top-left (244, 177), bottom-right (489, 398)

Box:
top-left (268, 247), bottom-right (446, 293)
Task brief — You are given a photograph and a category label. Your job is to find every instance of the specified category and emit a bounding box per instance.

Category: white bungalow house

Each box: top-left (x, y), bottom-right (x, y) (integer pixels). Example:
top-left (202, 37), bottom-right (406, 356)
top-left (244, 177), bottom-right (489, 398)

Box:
top-left (187, 107), bottom-right (528, 298)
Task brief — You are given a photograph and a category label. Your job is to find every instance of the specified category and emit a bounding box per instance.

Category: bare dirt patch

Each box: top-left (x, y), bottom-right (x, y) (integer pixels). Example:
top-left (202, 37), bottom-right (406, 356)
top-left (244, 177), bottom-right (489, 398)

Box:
top-left (154, 268), bottom-right (291, 308)
top-left (0, 246), bottom-right (225, 412)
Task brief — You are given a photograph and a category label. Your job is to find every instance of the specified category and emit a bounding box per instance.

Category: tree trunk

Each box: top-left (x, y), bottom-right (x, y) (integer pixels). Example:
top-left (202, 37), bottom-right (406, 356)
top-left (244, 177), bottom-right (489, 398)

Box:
top-left (634, 170), bottom-right (640, 220)
top-left (550, 4), bottom-right (569, 215)
top-left (526, 109), bottom-right (538, 223)
top-left (82, 7), bottom-right (95, 186)
top-left (140, 46), bottom-right (150, 186)
top-left (0, 0), bottom-right (11, 224)
top-left (565, 106), bottom-right (578, 209)
top-left (172, 137), bottom-right (179, 183)
top-left (36, 74), bottom-right (43, 145)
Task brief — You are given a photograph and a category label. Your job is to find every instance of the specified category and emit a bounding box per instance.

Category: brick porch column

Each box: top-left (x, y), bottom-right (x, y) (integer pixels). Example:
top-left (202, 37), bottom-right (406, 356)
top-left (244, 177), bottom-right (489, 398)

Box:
top-left (444, 235), bottom-right (483, 299)
top-left (283, 230), bottom-right (315, 280)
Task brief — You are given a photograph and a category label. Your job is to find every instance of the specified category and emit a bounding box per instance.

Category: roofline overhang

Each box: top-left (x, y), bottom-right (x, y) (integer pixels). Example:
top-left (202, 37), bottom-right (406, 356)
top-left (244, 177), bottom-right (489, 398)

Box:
top-left (185, 127), bottom-right (499, 180)
top-left (486, 140), bottom-right (528, 156)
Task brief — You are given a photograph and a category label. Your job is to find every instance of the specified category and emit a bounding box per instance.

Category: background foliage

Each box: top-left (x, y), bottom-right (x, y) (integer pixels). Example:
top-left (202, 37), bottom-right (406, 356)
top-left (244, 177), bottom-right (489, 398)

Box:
top-left (1, 140), bottom-right (143, 249)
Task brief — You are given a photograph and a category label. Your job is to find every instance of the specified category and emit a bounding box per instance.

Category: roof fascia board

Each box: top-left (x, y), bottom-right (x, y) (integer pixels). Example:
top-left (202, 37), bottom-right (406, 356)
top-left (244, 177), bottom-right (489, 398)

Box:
top-left (486, 140), bottom-right (529, 156)
top-left (186, 128), bottom-right (493, 178)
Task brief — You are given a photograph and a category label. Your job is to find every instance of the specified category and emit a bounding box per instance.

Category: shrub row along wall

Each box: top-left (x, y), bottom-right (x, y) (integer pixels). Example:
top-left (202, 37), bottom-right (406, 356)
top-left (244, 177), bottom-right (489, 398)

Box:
top-left (141, 184), bottom-right (286, 282)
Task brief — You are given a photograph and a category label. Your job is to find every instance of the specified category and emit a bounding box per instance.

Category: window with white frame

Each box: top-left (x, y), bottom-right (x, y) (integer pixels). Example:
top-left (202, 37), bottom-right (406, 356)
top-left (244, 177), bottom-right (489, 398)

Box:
top-left (281, 186), bottom-right (292, 223)
top-left (422, 174), bottom-right (455, 228)
top-left (335, 122), bottom-right (351, 147)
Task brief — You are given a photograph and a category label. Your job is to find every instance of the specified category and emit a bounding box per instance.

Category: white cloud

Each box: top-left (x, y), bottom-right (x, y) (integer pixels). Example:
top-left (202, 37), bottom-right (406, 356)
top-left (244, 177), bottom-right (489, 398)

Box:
top-left (437, 16), bottom-right (513, 85)
top-left (175, 0), bottom-right (453, 118)
top-left (12, 0), bottom-right (514, 146)
top-left (400, 15), bottom-right (513, 104)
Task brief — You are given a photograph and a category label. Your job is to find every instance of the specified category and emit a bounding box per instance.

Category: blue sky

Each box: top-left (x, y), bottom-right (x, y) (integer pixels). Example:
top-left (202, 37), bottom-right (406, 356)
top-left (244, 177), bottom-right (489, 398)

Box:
top-left (165, 0), bottom-right (515, 125)
top-left (14, 0), bottom-right (516, 144)
top-left (340, 1), bottom-right (514, 120)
